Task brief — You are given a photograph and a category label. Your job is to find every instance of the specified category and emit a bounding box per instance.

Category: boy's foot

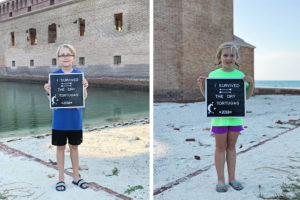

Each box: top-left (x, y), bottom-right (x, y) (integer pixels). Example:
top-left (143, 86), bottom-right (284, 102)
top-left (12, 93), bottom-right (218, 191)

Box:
top-left (216, 184), bottom-right (228, 192)
top-left (72, 179), bottom-right (89, 189)
top-left (56, 181), bottom-right (66, 191)
top-left (229, 181), bottom-right (244, 191)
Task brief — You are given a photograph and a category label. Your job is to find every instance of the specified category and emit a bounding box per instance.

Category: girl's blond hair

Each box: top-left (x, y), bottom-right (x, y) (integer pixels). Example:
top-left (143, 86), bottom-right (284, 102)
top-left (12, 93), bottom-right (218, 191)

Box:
top-left (216, 42), bottom-right (240, 69)
top-left (56, 44), bottom-right (76, 57)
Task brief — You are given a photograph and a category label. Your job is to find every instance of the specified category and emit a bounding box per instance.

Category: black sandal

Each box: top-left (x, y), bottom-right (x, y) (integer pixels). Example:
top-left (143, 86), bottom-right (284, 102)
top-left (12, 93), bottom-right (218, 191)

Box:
top-left (56, 181), bottom-right (66, 191)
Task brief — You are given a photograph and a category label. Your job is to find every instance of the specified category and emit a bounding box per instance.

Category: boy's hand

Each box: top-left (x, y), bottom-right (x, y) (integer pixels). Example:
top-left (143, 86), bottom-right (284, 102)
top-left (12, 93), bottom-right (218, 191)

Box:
top-left (197, 76), bottom-right (207, 86)
top-left (82, 78), bottom-right (88, 89)
top-left (243, 75), bottom-right (254, 86)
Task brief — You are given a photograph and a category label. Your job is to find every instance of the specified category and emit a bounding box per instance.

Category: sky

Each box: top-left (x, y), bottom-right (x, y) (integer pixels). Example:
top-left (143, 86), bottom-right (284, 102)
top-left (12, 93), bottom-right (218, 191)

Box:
top-left (234, 0), bottom-right (300, 80)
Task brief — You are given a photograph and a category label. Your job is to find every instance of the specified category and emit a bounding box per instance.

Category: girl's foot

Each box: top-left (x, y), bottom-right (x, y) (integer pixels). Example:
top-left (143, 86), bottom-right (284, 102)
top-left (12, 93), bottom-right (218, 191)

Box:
top-left (229, 181), bottom-right (244, 190)
top-left (216, 184), bottom-right (228, 192)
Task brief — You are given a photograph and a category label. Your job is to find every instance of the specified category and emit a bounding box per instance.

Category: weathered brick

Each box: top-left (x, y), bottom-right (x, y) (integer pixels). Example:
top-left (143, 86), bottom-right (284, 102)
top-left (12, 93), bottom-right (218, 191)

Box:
top-left (154, 0), bottom-right (254, 101)
top-left (0, 0), bottom-right (149, 89)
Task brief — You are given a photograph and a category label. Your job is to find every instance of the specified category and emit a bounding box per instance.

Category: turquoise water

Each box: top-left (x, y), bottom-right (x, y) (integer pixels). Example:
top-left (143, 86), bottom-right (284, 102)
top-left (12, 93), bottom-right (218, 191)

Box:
top-left (255, 80), bottom-right (300, 88)
top-left (0, 81), bottom-right (149, 138)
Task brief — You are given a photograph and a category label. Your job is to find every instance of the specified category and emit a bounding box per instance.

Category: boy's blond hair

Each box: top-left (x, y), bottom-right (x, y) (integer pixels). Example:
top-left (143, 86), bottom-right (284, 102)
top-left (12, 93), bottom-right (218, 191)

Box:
top-left (216, 42), bottom-right (240, 68)
top-left (56, 44), bottom-right (76, 57)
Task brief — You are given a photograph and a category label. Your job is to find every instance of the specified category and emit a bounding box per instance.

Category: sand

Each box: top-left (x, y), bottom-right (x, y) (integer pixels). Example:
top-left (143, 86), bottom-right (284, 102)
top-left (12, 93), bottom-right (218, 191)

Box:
top-left (154, 95), bottom-right (300, 200)
top-left (0, 123), bottom-right (149, 200)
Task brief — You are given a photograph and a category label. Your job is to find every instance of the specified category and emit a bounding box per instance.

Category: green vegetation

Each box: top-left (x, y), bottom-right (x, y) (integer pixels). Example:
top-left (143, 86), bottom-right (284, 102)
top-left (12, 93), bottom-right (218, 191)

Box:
top-left (259, 181), bottom-right (300, 200)
top-left (106, 167), bottom-right (120, 176)
top-left (124, 185), bottom-right (144, 195)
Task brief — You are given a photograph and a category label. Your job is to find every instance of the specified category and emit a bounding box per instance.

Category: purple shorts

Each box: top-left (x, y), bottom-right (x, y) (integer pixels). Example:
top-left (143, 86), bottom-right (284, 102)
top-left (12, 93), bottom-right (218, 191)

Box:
top-left (211, 126), bottom-right (243, 134)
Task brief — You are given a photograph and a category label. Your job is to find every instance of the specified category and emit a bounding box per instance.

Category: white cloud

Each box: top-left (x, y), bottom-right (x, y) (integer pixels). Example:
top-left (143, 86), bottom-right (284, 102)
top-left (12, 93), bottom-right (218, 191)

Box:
top-left (255, 51), bottom-right (300, 80)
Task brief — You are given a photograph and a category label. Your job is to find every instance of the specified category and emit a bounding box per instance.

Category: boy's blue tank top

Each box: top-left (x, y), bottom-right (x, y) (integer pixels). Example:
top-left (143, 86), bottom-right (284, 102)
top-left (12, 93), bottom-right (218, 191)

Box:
top-left (52, 68), bottom-right (83, 130)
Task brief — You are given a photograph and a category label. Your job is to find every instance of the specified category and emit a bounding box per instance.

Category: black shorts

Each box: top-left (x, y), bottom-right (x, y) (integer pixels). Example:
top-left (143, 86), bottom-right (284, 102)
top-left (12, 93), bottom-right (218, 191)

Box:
top-left (52, 129), bottom-right (83, 146)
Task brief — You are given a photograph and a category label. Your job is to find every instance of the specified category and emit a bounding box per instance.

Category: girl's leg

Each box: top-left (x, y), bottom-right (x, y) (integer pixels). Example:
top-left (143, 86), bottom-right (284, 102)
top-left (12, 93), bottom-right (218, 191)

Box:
top-left (57, 145), bottom-right (66, 189)
top-left (226, 131), bottom-right (240, 183)
top-left (215, 133), bottom-right (228, 186)
top-left (69, 144), bottom-right (88, 187)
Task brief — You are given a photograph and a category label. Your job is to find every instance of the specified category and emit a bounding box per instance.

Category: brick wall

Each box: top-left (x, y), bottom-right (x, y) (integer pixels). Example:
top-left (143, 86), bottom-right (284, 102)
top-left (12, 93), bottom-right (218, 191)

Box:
top-left (154, 0), bottom-right (254, 102)
top-left (0, 0), bottom-right (149, 88)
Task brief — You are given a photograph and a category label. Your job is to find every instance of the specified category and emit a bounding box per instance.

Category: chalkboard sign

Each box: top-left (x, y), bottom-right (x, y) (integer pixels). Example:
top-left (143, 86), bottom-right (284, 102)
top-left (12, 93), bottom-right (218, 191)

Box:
top-left (205, 78), bottom-right (245, 118)
top-left (49, 73), bottom-right (85, 109)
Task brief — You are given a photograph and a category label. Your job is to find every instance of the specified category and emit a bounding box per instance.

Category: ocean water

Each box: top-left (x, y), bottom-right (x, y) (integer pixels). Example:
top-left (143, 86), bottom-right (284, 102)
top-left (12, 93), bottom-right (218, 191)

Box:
top-left (0, 81), bottom-right (149, 138)
top-left (255, 80), bottom-right (300, 88)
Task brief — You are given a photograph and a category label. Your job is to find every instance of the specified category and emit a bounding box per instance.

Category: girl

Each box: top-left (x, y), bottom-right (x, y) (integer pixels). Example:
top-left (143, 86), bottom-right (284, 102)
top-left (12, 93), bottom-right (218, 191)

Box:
top-left (197, 42), bottom-right (254, 192)
top-left (44, 44), bottom-right (89, 191)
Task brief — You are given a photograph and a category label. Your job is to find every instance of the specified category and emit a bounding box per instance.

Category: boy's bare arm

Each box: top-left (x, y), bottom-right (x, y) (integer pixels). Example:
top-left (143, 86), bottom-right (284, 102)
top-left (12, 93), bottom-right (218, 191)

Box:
top-left (44, 81), bottom-right (50, 100)
top-left (83, 78), bottom-right (88, 99)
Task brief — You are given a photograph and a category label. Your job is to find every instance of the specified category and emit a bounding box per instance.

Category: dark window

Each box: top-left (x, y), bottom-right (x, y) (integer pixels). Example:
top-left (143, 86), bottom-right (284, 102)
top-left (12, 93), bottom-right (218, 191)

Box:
top-left (9, 12), bottom-right (12, 17)
top-left (52, 58), bottom-right (56, 66)
top-left (79, 57), bottom-right (85, 65)
top-left (27, 6), bottom-right (31, 12)
top-left (115, 13), bottom-right (123, 31)
top-left (30, 59), bottom-right (34, 66)
top-left (79, 18), bottom-right (85, 36)
top-left (50, 0), bottom-right (54, 5)
top-left (12, 61), bottom-right (15, 67)
top-left (114, 56), bottom-right (121, 65)
top-left (48, 23), bottom-right (56, 43)
top-left (29, 28), bottom-right (37, 45)
top-left (11, 32), bottom-right (15, 46)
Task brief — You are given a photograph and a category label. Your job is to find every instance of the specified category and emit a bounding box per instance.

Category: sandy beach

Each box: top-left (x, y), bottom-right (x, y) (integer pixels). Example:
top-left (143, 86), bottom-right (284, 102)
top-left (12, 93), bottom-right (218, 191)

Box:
top-left (0, 120), bottom-right (149, 200)
top-left (154, 95), bottom-right (300, 200)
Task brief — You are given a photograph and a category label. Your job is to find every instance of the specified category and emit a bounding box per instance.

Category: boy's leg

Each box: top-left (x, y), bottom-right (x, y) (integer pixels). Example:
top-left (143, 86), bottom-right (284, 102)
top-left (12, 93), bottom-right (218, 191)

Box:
top-left (69, 144), bottom-right (88, 188)
top-left (57, 145), bottom-right (66, 190)
top-left (226, 131), bottom-right (240, 183)
top-left (215, 133), bottom-right (228, 186)
top-left (69, 144), bottom-right (80, 181)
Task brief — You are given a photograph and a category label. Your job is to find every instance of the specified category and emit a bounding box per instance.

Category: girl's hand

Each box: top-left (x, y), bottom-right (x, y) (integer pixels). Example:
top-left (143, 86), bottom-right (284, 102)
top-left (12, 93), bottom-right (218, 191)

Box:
top-left (197, 76), bottom-right (207, 86)
top-left (82, 78), bottom-right (88, 89)
top-left (243, 75), bottom-right (254, 86)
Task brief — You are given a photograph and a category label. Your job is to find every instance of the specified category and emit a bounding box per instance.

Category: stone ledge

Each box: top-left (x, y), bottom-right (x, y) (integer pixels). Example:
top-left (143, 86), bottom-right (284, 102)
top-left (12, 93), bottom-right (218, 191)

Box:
top-left (0, 76), bottom-right (149, 91)
top-left (254, 87), bottom-right (300, 95)
top-left (154, 87), bottom-right (300, 103)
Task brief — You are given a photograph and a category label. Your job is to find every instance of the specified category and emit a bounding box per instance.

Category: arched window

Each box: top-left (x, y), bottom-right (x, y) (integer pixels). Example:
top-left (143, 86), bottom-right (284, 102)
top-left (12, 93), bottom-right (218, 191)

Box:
top-left (3, 5), bottom-right (5, 13)
top-left (16, 0), bottom-right (18, 9)
top-left (28, 28), bottom-right (37, 45)
top-left (48, 23), bottom-right (57, 43)
top-left (78, 18), bottom-right (85, 36)
top-left (7, 3), bottom-right (9, 12)
top-left (114, 13), bottom-right (123, 31)
top-left (12, 1), bottom-right (15, 10)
